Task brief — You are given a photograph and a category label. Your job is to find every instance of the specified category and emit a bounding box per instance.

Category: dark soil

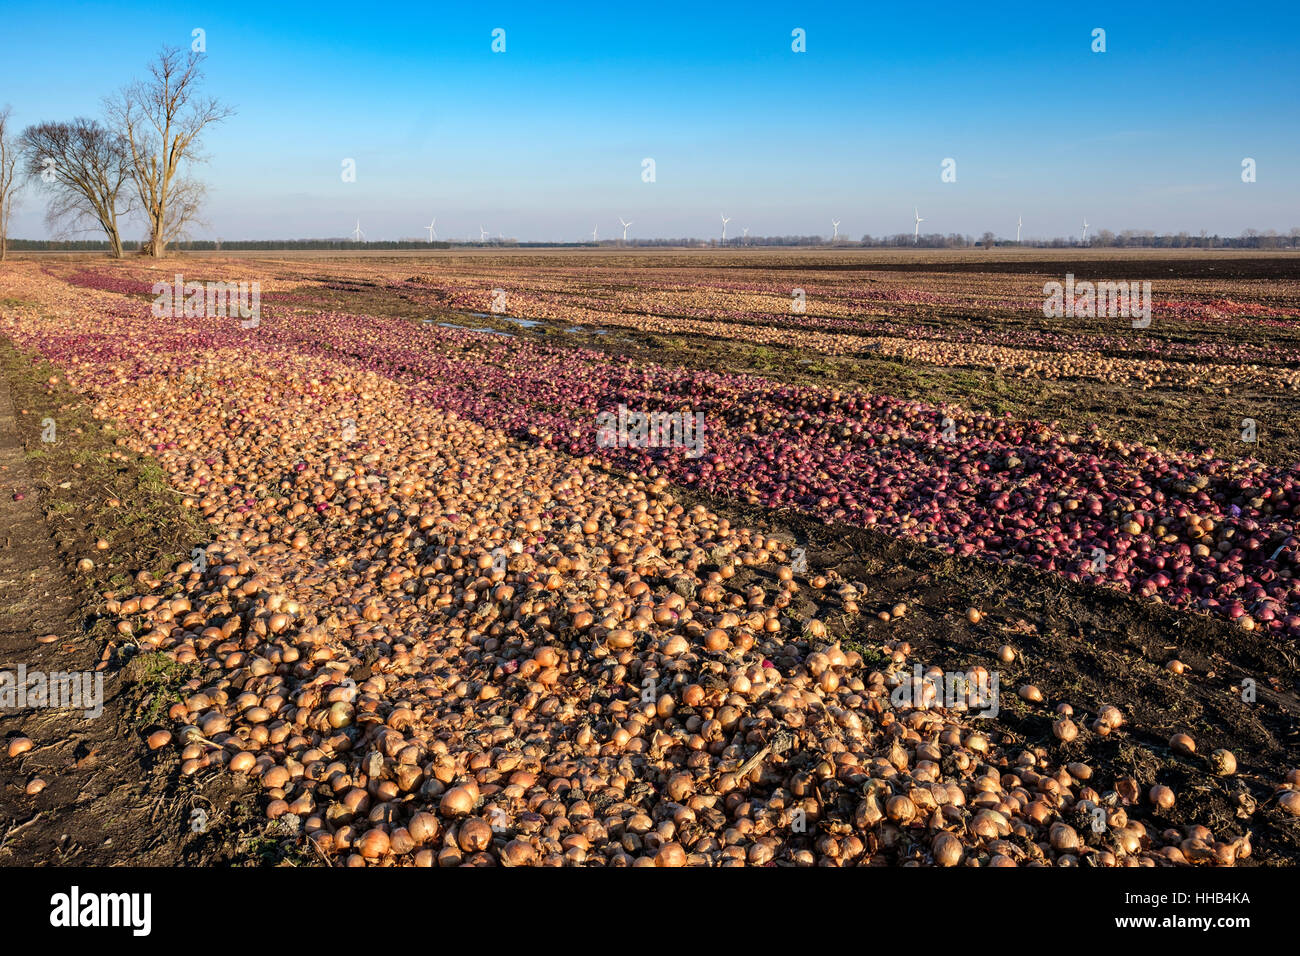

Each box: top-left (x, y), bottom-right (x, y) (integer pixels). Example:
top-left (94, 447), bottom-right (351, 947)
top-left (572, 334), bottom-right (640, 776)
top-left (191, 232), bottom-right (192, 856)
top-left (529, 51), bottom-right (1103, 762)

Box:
top-left (0, 341), bottom-right (301, 866)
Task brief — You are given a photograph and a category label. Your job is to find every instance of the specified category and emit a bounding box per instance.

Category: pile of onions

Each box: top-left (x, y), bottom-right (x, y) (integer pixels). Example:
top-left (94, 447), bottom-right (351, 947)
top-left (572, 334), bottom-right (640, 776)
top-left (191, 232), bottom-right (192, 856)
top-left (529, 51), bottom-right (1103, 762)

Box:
top-left (0, 259), bottom-right (1282, 867)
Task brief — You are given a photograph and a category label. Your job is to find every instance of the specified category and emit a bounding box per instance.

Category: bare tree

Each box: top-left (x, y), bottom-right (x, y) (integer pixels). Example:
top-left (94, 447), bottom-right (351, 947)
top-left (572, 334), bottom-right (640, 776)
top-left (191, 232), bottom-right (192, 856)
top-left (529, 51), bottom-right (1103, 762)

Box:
top-left (106, 47), bottom-right (232, 257)
top-left (19, 119), bottom-right (134, 257)
top-left (0, 105), bottom-right (22, 262)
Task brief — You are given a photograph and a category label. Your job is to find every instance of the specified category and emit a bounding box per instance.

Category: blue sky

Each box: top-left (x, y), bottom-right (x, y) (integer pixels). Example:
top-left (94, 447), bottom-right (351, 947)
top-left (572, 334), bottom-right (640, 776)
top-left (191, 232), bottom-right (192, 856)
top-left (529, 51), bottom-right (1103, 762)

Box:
top-left (2, 0), bottom-right (1298, 241)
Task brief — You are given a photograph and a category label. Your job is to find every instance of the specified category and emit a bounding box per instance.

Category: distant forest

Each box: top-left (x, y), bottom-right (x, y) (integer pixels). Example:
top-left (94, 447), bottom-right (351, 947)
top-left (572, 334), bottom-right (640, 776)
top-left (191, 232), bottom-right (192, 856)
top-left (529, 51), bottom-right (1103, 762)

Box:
top-left (8, 229), bottom-right (1300, 252)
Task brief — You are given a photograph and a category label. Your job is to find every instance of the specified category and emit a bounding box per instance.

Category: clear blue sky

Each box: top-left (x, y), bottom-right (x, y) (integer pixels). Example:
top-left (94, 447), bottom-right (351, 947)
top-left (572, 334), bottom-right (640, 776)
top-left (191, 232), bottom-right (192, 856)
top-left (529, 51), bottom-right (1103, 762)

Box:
top-left (2, 0), bottom-right (1298, 241)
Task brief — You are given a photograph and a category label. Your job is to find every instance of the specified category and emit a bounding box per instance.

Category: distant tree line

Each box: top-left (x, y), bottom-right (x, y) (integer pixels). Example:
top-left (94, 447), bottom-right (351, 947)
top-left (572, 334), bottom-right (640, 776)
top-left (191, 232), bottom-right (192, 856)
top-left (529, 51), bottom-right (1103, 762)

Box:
top-left (7, 230), bottom-right (1300, 252)
top-left (853, 230), bottom-right (1300, 249)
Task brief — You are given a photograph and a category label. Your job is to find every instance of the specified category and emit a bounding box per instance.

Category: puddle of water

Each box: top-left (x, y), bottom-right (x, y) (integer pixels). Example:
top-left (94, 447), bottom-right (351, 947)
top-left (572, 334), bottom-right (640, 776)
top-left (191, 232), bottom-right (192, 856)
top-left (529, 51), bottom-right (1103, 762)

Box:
top-left (469, 311), bottom-right (542, 328)
top-left (428, 320), bottom-right (515, 338)
top-left (565, 326), bottom-right (608, 335)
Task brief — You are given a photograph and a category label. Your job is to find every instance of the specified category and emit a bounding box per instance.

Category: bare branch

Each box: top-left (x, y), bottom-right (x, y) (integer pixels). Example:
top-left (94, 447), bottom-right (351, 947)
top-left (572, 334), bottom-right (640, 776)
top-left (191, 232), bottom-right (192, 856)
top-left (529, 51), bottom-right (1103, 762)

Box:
top-left (19, 118), bottom-right (134, 257)
top-left (0, 105), bottom-right (24, 261)
top-left (105, 47), bottom-right (233, 257)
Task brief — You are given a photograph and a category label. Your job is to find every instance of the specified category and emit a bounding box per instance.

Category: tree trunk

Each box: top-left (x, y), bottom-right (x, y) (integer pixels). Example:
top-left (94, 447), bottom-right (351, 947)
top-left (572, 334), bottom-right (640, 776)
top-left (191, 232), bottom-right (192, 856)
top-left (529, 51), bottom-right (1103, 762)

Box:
top-left (145, 192), bottom-right (167, 257)
top-left (147, 210), bottom-right (166, 257)
top-left (108, 211), bottom-right (122, 258)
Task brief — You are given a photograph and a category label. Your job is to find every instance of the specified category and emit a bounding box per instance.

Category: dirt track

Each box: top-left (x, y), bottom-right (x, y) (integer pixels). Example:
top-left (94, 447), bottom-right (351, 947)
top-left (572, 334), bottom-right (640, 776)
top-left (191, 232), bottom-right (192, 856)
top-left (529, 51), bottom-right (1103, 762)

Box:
top-left (0, 345), bottom-right (223, 865)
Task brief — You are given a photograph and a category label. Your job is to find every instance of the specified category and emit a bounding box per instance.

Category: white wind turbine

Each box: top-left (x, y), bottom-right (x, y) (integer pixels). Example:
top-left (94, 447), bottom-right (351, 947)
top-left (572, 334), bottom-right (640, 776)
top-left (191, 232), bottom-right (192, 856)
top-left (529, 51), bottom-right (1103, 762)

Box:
top-left (720, 213), bottom-right (732, 242)
top-left (424, 219), bottom-right (437, 242)
top-left (619, 217), bottom-right (632, 241)
top-left (591, 224), bottom-right (598, 242)
top-left (913, 207), bottom-right (925, 243)
top-left (351, 219), bottom-right (365, 242)
top-left (831, 218), bottom-right (841, 242)
top-left (1081, 218), bottom-right (1090, 243)
top-left (742, 226), bottom-right (749, 244)
top-left (479, 226), bottom-right (489, 242)
top-left (1016, 215), bottom-right (1022, 243)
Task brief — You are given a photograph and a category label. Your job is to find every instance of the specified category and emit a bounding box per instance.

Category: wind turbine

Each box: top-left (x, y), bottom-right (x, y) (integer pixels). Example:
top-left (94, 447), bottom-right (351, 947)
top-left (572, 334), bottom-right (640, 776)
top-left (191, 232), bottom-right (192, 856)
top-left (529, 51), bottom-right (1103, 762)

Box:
top-left (913, 208), bottom-right (925, 243)
top-left (619, 217), bottom-right (632, 241)
top-left (351, 219), bottom-right (365, 242)
top-left (479, 226), bottom-right (489, 242)
top-left (1081, 218), bottom-right (1090, 243)
top-left (1016, 215), bottom-right (1022, 243)
top-left (742, 226), bottom-right (749, 245)
top-left (591, 224), bottom-right (598, 242)
top-left (720, 213), bottom-right (731, 242)
top-left (424, 219), bottom-right (437, 242)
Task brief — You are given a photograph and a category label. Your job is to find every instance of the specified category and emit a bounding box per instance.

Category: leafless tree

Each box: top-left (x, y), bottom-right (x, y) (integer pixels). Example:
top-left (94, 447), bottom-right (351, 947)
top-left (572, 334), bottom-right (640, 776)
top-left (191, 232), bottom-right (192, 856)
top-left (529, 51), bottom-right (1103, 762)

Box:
top-left (0, 105), bottom-right (22, 262)
top-left (106, 47), bottom-right (232, 257)
top-left (19, 119), bottom-right (134, 257)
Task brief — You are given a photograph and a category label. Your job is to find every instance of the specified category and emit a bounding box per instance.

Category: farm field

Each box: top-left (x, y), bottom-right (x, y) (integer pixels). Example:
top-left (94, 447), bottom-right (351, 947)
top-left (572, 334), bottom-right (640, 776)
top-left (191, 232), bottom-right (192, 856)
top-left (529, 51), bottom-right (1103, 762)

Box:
top-left (1, 248), bottom-right (1298, 868)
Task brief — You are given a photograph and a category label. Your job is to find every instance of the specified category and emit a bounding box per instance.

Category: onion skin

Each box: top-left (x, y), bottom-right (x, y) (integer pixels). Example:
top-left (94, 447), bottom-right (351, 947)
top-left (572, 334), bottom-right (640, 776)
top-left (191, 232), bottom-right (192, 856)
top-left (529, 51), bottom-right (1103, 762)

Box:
top-left (1049, 823), bottom-right (1080, 852)
top-left (358, 828), bottom-right (390, 859)
top-left (1150, 785), bottom-right (1177, 811)
top-left (1098, 705), bottom-right (1124, 729)
top-left (1052, 719), bottom-right (1078, 743)
top-left (229, 751), bottom-right (257, 773)
top-left (932, 831), bottom-right (963, 866)
top-left (501, 839), bottom-right (537, 866)
top-left (407, 812), bottom-right (439, 844)
top-left (440, 786), bottom-right (475, 817)
top-left (457, 818), bottom-right (494, 853)
top-left (655, 843), bottom-right (687, 867)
